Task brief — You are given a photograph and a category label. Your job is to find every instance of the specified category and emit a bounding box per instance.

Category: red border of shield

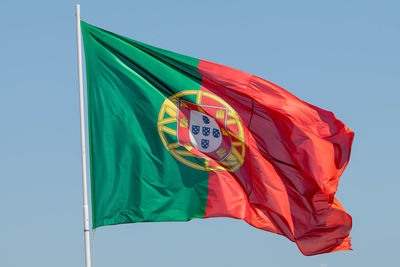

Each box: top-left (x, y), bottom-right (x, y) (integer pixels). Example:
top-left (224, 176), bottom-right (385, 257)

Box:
top-left (177, 99), bottom-right (232, 162)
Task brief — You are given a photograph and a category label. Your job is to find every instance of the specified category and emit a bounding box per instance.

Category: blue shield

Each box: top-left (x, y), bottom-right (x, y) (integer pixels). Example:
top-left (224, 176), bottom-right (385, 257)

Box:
top-left (191, 125), bottom-right (200, 135)
top-left (213, 128), bottom-right (220, 138)
top-left (201, 139), bottom-right (209, 149)
top-left (202, 115), bottom-right (210, 124)
top-left (202, 127), bottom-right (210, 136)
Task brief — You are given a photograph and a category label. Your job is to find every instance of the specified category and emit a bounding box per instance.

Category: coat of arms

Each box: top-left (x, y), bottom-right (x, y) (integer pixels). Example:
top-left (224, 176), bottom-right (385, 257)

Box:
top-left (157, 90), bottom-right (245, 172)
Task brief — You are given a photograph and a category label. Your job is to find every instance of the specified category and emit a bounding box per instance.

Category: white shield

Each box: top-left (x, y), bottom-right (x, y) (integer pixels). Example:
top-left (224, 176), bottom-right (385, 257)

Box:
top-left (189, 110), bottom-right (222, 153)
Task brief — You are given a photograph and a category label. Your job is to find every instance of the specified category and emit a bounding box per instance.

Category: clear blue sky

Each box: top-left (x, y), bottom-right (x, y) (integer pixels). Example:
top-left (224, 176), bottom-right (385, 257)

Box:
top-left (1, 1), bottom-right (399, 266)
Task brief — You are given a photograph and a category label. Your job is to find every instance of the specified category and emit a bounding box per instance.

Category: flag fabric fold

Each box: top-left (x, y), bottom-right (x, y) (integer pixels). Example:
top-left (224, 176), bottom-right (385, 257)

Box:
top-left (81, 21), bottom-right (354, 256)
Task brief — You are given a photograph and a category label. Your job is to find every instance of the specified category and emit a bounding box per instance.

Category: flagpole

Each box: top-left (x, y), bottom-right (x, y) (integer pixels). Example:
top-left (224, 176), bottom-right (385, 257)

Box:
top-left (75, 4), bottom-right (92, 267)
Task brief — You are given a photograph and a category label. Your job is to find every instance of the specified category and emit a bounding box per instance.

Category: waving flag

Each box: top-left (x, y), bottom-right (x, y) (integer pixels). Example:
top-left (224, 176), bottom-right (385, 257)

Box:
top-left (81, 21), bottom-right (354, 256)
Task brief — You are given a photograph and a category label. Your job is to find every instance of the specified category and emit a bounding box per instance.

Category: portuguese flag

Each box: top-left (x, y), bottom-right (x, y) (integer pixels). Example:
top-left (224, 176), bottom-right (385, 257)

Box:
top-left (81, 21), bottom-right (354, 256)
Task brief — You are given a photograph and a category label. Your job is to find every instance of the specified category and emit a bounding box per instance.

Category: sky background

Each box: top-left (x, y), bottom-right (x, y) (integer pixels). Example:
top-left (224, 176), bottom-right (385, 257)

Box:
top-left (1, 0), bottom-right (399, 266)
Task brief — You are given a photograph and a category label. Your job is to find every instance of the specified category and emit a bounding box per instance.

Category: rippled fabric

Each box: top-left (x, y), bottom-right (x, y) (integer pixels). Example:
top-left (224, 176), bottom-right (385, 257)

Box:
top-left (199, 60), bottom-right (353, 255)
top-left (82, 21), bottom-right (354, 256)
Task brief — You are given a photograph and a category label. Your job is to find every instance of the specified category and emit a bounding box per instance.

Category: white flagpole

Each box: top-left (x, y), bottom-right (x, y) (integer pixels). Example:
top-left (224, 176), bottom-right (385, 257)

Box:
top-left (75, 4), bottom-right (92, 267)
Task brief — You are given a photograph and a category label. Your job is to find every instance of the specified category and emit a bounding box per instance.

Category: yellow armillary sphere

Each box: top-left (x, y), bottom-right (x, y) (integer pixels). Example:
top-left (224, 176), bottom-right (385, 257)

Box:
top-left (157, 90), bottom-right (245, 172)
